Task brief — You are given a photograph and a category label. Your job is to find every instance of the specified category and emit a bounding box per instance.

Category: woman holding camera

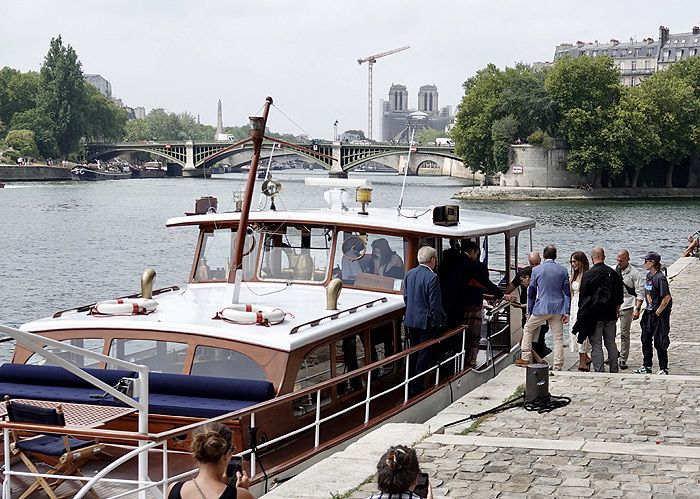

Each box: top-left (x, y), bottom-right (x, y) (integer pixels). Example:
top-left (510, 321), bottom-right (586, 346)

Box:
top-left (366, 445), bottom-right (433, 499)
top-left (168, 422), bottom-right (254, 499)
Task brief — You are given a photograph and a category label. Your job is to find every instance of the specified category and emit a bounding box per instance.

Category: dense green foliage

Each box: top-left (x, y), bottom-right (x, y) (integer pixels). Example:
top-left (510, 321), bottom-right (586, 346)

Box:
top-left (452, 55), bottom-right (700, 186)
top-left (0, 36), bottom-right (127, 159)
top-left (2, 36), bottom-right (301, 161)
top-left (415, 128), bottom-right (449, 144)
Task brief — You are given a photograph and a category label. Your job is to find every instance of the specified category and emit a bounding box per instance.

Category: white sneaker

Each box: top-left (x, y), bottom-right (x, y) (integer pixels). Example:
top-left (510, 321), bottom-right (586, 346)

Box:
top-left (658, 369), bottom-right (669, 375)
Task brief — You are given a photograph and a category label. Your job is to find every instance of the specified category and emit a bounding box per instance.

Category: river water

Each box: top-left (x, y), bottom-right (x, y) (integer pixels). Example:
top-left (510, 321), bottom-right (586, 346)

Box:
top-left (1, 171), bottom-right (697, 337)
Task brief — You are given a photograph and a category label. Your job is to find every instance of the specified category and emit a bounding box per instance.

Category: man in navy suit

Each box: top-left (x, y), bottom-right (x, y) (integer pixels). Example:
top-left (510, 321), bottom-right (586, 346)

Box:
top-left (515, 245), bottom-right (571, 370)
top-left (404, 245), bottom-right (445, 395)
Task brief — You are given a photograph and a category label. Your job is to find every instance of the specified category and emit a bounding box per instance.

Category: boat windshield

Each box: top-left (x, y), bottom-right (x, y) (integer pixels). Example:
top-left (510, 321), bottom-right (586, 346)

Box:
top-left (258, 225), bottom-right (332, 283)
top-left (194, 228), bottom-right (257, 282)
top-left (331, 231), bottom-right (406, 292)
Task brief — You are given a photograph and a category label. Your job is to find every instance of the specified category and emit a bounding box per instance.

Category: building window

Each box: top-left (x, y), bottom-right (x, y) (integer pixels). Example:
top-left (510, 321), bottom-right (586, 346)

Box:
top-left (611, 49), bottom-right (618, 57)
top-left (631, 76), bottom-right (636, 86)
top-left (690, 49), bottom-right (697, 57)
top-left (429, 93), bottom-right (433, 111)
top-left (644, 60), bottom-right (650, 70)
top-left (631, 60), bottom-right (637, 71)
top-left (677, 49), bottom-right (684, 59)
top-left (619, 61), bottom-right (625, 71)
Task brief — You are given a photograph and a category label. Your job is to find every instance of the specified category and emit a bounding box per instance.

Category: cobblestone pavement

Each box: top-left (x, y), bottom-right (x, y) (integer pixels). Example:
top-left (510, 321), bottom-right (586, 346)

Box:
top-left (350, 441), bottom-right (700, 498)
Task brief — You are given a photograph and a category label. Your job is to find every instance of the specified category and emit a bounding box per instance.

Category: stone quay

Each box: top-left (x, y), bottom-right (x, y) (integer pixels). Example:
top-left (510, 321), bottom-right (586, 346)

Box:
top-left (264, 257), bottom-right (700, 498)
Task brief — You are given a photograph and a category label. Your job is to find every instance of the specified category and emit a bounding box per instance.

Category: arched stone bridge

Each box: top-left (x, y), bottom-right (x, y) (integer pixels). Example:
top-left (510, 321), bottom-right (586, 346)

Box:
top-left (85, 140), bottom-right (478, 178)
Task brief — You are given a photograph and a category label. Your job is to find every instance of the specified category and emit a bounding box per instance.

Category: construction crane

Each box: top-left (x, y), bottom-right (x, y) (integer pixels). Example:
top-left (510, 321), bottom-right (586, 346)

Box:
top-left (358, 45), bottom-right (410, 140)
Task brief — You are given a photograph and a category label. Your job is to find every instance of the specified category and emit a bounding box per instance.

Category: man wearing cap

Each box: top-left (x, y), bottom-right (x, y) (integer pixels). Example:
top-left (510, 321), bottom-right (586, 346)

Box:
top-left (634, 251), bottom-right (673, 375)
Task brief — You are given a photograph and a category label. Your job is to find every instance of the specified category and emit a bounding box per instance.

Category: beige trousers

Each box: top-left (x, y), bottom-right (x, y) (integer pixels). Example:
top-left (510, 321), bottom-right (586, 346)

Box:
top-left (521, 313), bottom-right (564, 369)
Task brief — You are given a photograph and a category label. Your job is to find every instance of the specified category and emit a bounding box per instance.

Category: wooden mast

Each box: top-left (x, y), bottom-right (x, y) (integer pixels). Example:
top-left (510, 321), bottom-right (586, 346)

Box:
top-left (229, 96), bottom-right (273, 281)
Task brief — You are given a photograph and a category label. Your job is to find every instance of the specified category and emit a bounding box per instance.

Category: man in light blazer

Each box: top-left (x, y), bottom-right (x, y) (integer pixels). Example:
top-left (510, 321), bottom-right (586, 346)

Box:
top-left (515, 245), bottom-right (571, 370)
top-left (404, 245), bottom-right (445, 395)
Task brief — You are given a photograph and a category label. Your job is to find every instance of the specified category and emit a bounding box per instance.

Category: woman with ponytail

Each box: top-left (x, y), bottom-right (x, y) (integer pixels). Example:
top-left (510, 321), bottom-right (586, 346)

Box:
top-left (168, 423), bottom-right (254, 499)
top-left (366, 445), bottom-right (433, 499)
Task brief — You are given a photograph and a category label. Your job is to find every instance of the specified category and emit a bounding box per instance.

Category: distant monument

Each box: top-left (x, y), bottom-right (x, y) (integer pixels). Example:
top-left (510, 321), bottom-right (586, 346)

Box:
top-left (215, 100), bottom-right (229, 141)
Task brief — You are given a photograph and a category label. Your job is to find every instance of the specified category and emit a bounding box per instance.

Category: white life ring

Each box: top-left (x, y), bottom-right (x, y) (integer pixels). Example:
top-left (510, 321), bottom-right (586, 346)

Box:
top-left (217, 304), bottom-right (286, 325)
top-left (91, 298), bottom-right (158, 316)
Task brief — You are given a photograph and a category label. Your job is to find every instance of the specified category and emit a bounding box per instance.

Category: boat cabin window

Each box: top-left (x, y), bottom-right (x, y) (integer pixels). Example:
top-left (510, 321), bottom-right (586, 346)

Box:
top-left (26, 339), bottom-right (105, 368)
top-left (194, 228), bottom-right (256, 282)
top-left (336, 334), bottom-right (366, 396)
top-left (258, 225), bottom-right (332, 283)
top-left (191, 346), bottom-right (268, 381)
top-left (107, 339), bottom-right (188, 373)
top-left (293, 344), bottom-right (332, 415)
top-left (333, 231), bottom-right (406, 292)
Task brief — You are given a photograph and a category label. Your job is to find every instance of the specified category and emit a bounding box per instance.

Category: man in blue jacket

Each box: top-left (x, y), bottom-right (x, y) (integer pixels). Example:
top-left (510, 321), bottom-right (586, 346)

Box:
top-left (515, 245), bottom-right (570, 370)
top-left (404, 245), bottom-right (445, 395)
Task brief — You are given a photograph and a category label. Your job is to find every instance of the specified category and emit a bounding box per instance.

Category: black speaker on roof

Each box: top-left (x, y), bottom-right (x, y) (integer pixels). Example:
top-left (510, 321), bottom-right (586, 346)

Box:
top-left (433, 205), bottom-right (459, 226)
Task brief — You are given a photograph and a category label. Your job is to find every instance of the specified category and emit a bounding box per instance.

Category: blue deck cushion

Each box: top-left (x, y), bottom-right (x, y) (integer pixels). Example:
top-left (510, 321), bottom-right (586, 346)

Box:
top-left (146, 373), bottom-right (275, 418)
top-left (148, 372), bottom-right (274, 402)
top-left (17, 435), bottom-right (95, 456)
top-left (0, 364), bottom-right (276, 418)
top-left (0, 364), bottom-right (137, 388)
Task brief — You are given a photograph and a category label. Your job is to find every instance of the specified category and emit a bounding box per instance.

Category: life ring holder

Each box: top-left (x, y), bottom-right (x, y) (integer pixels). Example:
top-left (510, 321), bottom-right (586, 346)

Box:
top-left (90, 298), bottom-right (158, 316)
top-left (215, 304), bottom-right (288, 326)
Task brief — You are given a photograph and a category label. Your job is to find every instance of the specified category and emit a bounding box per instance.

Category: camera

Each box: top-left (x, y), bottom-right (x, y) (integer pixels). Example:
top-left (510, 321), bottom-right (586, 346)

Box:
top-left (413, 472), bottom-right (429, 498)
top-left (226, 456), bottom-right (243, 479)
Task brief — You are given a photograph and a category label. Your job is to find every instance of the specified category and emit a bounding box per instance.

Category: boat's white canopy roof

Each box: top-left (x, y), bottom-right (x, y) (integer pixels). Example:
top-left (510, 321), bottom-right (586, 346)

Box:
top-left (22, 283), bottom-right (405, 353)
top-left (167, 206), bottom-right (535, 238)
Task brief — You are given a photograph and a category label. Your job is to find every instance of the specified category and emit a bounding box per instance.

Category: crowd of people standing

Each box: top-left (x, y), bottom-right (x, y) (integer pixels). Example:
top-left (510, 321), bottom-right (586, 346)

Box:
top-left (403, 240), bottom-right (674, 382)
top-left (516, 245), bottom-right (673, 374)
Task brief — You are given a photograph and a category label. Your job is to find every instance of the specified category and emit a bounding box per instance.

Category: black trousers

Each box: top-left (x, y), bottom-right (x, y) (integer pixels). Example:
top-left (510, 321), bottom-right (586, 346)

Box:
top-left (407, 326), bottom-right (439, 395)
top-left (641, 309), bottom-right (671, 370)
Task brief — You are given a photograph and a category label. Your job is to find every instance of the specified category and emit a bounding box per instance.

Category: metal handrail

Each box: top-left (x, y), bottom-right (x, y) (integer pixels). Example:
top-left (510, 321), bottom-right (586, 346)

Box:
top-left (290, 297), bottom-right (389, 334)
top-left (52, 286), bottom-right (180, 317)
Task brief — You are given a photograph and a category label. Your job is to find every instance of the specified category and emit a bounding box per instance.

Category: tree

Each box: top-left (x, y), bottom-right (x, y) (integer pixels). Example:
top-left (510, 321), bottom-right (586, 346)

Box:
top-left (124, 118), bottom-right (153, 142)
top-left (636, 73), bottom-right (700, 187)
top-left (452, 64), bottom-right (503, 174)
top-left (4, 129), bottom-right (39, 157)
top-left (0, 68), bottom-right (40, 140)
top-left (82, 84), bottom-right (127, 142)
top-left (490, 115), bottom-right (518, 170)
top-left (545, 56), bottom-right (622, 184)
top-left (611, 86), bottom-right (660, 187)
top-left (665, 57), bottom-right (700, 186)
top-left (453, 63), bottom-right (555, 175)
top-left (38, 36), bottom-right (86, 158)
top-left (415, 128), bottom-right (449, 144)
top-left (10, 108), bottom-right (58, 158)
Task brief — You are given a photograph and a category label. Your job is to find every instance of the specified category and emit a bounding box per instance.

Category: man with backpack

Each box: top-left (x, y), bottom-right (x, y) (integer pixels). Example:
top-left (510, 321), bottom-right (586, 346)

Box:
top-left (578, 247), bottom-right (624, 373)
top-left (615, 249), bottom-right (645, 370)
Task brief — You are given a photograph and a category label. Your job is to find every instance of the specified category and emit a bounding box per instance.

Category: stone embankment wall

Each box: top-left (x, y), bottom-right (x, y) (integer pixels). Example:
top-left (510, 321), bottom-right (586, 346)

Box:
top-left (453, 186), bottom-right (700, 200)
top-left (501, 144), bottom-right (586, 188)
top-left (0, 165), bottom-right (72, 181)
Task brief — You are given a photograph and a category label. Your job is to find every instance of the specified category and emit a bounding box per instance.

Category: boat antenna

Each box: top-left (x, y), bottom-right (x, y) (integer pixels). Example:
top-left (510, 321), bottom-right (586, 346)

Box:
top-left (257, 143), bottom-right (277, 211)
top-left (397, 126), bottom-right (416, 215)
top-left (230, 97), bottom-right (273, 292)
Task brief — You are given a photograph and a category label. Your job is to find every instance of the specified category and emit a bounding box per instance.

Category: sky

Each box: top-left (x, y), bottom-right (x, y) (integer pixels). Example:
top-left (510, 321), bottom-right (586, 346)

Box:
top-left (2, 1), bottom-right (698, 139)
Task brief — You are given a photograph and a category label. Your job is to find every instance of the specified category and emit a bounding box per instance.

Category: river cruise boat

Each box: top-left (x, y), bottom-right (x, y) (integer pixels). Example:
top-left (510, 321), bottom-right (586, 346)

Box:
top-left (0, 183), bottom-right (535, 498)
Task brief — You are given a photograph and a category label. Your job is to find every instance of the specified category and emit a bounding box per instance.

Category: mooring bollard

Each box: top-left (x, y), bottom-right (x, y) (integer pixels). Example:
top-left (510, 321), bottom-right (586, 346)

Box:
top-left (525, 363), bottom-right (550, 402)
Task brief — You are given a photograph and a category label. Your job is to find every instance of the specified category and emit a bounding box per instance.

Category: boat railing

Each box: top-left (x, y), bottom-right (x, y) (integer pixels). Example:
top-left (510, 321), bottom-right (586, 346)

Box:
top-left (289, 297), bottom-right (388, 334)
top-left (51, 286), bottom-right (180, 318)
top-left (0, 312), bottom-right (515, 498)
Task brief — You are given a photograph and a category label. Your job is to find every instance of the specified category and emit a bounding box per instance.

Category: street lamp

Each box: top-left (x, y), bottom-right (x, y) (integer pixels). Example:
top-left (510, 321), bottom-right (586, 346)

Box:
top-left (333, 120), bottom-right (339, 141)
